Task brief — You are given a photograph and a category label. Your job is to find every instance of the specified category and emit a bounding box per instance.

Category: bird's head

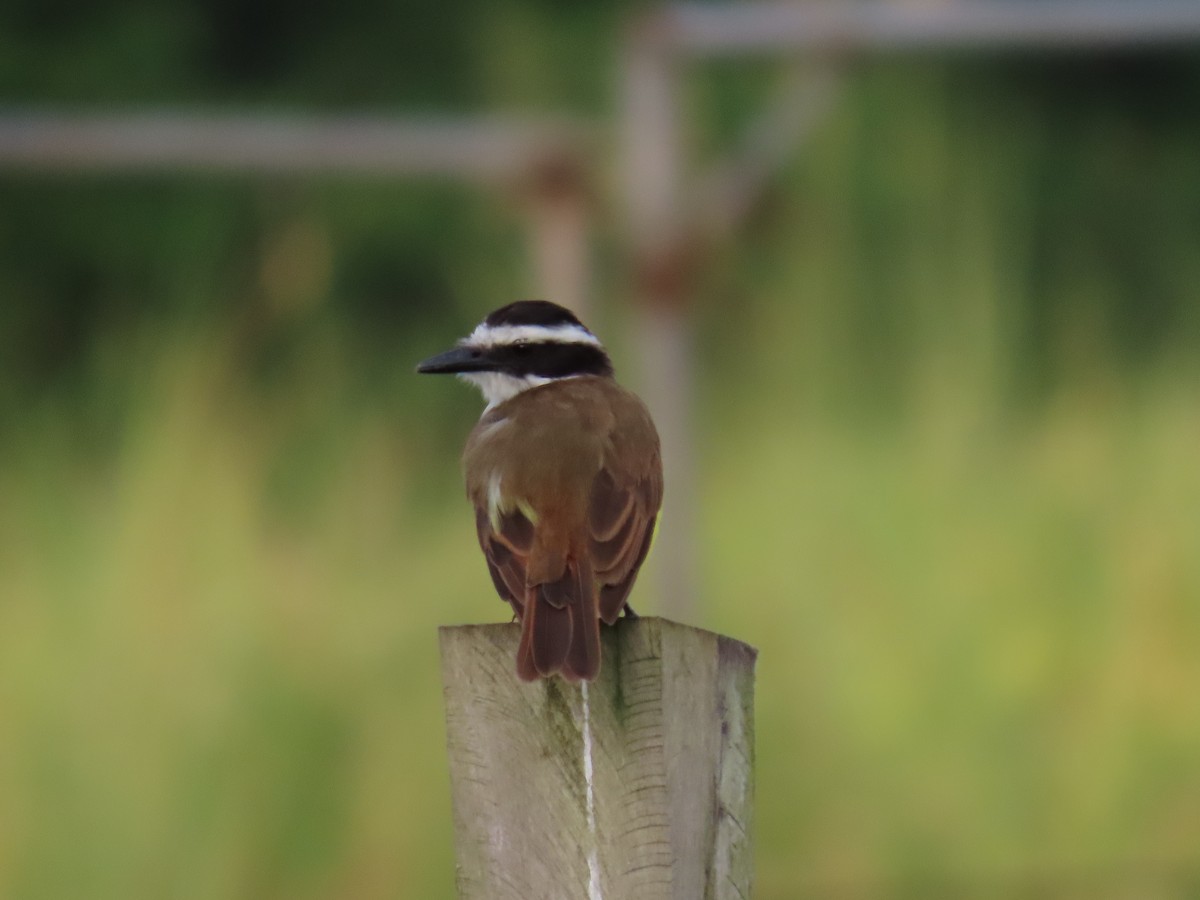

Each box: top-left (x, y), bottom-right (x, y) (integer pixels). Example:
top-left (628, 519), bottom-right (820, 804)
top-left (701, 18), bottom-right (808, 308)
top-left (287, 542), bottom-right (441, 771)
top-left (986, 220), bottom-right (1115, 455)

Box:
top-left (416, 300), bottom-right (614, 408)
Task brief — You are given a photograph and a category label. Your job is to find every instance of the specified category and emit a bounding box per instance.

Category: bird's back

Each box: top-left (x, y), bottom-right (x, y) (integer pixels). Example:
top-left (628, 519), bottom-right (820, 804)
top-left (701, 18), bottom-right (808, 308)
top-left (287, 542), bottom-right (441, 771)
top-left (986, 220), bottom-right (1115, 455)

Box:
top-left (464, 376), bottom-right (663, 680)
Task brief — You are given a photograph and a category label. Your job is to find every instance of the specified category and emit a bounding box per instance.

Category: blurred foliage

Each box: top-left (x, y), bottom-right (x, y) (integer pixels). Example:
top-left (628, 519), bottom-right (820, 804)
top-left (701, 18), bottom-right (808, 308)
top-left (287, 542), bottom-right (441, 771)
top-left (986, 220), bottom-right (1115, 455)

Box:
top-left (1, 2), bottom-right (1200, 899)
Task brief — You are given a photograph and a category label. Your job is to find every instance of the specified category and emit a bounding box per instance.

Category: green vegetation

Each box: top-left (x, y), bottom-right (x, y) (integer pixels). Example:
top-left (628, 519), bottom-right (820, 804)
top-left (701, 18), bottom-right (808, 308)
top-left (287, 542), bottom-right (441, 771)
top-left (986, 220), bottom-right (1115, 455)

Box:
top-left (2, 5), bottom-right (1200, 897)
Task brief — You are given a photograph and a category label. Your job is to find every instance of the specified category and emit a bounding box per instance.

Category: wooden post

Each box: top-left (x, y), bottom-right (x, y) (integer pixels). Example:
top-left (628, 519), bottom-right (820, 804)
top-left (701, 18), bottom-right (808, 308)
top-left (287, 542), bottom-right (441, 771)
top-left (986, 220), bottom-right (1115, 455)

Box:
top-left (440, 617), bottom-right (756, 900)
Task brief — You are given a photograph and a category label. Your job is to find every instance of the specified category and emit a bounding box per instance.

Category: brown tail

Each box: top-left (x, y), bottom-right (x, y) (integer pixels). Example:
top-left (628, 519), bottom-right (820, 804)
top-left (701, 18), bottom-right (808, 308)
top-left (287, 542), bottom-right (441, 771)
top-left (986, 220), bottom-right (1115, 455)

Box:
top-left (515, 559), bottom-right (600, 682)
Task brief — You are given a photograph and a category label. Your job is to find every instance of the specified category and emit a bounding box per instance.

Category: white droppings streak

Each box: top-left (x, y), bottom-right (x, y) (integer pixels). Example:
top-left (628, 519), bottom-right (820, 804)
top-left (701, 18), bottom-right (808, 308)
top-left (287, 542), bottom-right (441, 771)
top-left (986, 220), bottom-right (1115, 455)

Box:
top-left (581, 681), bottom-right (603, 900)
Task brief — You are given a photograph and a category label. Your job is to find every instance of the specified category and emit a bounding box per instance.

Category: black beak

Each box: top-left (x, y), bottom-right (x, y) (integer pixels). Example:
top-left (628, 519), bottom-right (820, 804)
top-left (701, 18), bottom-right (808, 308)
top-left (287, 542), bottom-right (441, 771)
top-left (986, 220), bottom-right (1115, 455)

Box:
top-left (416, 345), bottom-right (491, 375)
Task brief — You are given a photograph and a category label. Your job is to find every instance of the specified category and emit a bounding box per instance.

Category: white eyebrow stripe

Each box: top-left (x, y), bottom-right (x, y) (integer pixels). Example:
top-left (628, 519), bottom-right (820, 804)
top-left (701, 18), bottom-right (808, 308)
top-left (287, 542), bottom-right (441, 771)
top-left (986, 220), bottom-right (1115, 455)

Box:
top-left (464, 322), bottom-right (602, 349)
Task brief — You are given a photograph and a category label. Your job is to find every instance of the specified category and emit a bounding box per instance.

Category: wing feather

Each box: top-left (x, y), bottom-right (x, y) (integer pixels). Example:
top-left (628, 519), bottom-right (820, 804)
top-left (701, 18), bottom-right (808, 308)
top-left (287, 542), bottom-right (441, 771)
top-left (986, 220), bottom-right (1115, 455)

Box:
top-left (476, 506), bottom-right (534, 616)
top-left (588, 459), bottom-right (662, 625)
top-left (588, 470), bottom-right (635, 542)
top-left (599, 514), bottom-right (656, 623)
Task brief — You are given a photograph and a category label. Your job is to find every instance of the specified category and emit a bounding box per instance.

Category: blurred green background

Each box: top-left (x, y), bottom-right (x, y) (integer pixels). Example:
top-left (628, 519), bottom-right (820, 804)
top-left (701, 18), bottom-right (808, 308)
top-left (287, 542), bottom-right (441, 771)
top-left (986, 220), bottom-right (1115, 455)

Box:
top-left (3, 1), bottom-right (1200, 897)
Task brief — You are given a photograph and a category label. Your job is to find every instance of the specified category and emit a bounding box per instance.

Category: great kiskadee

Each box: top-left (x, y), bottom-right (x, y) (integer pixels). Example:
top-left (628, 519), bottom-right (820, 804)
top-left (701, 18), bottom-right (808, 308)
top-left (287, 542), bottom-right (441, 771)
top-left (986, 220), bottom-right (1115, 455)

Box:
top-left (417, 300), bottom-right (663, 682)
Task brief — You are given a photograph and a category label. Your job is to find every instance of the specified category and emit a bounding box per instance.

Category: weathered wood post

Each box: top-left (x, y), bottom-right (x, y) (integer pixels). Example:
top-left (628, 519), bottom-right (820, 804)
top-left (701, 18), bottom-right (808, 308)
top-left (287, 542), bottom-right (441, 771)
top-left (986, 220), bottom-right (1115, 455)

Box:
top-left (440, 617), bottom-right (756, 900)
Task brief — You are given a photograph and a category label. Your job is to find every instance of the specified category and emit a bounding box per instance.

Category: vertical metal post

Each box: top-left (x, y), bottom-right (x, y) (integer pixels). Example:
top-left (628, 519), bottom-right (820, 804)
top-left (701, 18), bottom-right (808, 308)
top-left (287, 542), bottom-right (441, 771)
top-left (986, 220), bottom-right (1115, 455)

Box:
top-left (620, 18), bottom-right (697, 621)
top-left (525, 155), bottom-right (593, 319)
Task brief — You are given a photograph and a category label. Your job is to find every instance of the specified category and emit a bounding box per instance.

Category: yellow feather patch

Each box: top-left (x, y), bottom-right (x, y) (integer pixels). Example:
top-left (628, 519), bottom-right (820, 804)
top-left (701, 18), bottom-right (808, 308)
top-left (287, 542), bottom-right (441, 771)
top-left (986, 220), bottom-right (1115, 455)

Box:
top-left (486, 471), bottom-right (539, 531)
top-left (516, 499), bottom-right (540, 525)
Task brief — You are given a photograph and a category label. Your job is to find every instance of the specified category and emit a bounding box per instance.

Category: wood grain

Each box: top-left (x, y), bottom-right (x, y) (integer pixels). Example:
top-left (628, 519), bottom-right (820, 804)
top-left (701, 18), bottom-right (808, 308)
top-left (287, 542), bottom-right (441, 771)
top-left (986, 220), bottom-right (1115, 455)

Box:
top-left (439, 617), bottom-right (756, 900)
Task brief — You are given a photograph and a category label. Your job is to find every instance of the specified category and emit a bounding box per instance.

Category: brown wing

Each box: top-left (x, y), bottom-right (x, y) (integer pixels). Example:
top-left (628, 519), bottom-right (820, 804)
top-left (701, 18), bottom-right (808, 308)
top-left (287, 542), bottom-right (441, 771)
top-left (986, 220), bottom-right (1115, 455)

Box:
top-left (476, 503), bottom-right (600, 681)
top-left (588, 461), bottom-right (662, 625)
top-left (474, 505), bottom-right (534, 618)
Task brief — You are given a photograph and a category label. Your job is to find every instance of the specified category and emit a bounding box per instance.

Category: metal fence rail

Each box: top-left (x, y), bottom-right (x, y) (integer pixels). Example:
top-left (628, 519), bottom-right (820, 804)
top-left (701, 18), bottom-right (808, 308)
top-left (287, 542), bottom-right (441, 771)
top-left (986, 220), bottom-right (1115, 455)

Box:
top-left (661, 1), bottom-right (1200, 55)
top-left (0, 112), bottom-right (587, 181)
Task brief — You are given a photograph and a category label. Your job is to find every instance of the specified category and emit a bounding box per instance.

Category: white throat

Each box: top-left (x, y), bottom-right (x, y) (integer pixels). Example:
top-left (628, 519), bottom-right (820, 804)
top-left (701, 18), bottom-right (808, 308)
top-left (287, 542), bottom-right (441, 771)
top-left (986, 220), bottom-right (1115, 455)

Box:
top-left (460, 371), bottom-right (556, 410)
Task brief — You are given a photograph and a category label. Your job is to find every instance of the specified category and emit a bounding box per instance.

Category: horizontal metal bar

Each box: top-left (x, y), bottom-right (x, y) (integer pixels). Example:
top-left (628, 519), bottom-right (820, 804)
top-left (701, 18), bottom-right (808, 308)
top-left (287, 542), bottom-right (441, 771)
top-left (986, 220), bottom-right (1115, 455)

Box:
top-left (660, 1), bottom-right (1200, 56)
top-left (0, 112), bottom-right (588, 179)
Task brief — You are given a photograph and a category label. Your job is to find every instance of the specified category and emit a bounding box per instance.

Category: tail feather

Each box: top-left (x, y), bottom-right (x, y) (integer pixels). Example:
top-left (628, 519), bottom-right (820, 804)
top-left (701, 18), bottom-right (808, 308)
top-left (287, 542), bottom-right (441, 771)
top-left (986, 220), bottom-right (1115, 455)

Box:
top-left (515, 558), bottom-right (601, 681)
top-left (516, 621), bottom-right (539, 682)
top-left (564, 563), bottom-right (600, 681)
top-left (531, 593), bottom-right (572, 677)
top-left (515, 582), bottom-right (564, 681)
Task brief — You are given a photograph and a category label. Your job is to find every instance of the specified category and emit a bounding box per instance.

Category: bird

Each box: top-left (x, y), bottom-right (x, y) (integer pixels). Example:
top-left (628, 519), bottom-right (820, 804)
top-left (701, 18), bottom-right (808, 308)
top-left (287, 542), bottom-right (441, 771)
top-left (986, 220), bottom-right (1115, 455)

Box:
top-left (417, 300), bottom-right (663, 682)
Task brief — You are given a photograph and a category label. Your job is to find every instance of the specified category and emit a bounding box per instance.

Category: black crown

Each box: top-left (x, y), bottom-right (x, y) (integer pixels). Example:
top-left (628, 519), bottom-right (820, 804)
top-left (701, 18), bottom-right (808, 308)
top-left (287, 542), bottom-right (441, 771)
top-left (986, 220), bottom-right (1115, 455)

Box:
top-left (485, 300), bottom-right (588, 331)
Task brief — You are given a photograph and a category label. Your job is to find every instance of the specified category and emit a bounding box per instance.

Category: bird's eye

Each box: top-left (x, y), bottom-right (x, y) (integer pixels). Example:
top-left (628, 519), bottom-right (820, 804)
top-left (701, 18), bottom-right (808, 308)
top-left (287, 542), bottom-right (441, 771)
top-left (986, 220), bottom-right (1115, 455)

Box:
top-left (513, 341), bottom-right (532, 354)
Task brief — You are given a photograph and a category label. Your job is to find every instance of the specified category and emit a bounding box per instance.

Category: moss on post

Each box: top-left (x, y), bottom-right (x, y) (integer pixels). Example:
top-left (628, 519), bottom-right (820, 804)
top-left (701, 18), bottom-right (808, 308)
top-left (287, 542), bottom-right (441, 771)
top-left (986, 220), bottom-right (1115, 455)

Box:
top-left (440, 617), bottom-right (756, 900)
